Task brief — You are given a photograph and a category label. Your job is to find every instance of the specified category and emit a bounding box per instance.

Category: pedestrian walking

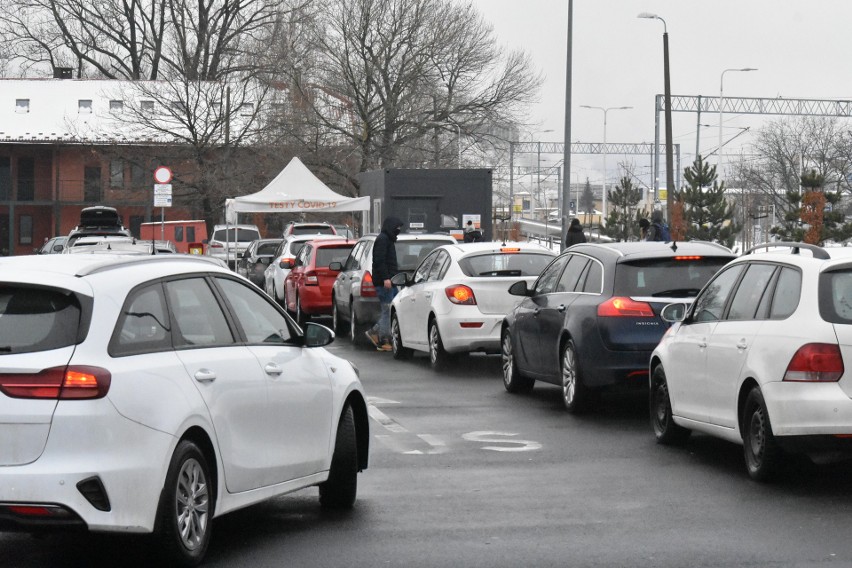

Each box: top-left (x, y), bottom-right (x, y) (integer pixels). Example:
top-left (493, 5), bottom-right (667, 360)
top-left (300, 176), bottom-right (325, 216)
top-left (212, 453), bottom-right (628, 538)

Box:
top-left (366, 216), bottom-right (403, 351)
top-left (639, 218), bottom-right (650, 241)
top-left (565, 218), bottom-right (587, 247)
top-left (646, 210), bottom-right (671, 242)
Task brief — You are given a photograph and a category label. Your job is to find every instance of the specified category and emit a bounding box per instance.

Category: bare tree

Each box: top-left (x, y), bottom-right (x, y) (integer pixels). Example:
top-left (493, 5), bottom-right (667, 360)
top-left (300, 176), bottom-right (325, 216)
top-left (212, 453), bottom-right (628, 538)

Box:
top-left (275, 0), bottom-right (541, 190)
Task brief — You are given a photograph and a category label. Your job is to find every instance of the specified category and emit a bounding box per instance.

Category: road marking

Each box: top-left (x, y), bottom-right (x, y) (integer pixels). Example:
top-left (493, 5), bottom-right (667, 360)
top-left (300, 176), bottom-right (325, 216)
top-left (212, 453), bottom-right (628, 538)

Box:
top-left (462, 431), bottom-right (542, 452)
top-left (367, 396), bottom-right (401, 406)
top-left (368, 404), bottom-right (408, 433)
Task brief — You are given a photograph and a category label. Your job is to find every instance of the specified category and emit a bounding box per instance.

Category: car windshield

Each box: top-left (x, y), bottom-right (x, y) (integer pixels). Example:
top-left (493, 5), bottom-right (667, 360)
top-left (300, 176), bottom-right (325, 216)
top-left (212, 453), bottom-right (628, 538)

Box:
top-left (0, 286), bottom-right (82, 353)
top-left (396, 240), bottom-right (453, 271)
top-left (614, 257), bottom-right (732, 297)
top-left (213, 228), bottom-right (261, 242)
top-left (459, 252), bottom-right (553, 277)
top-left (257, 242), bottom-right (281, 255)
top-left (316, 245), bottom-right (355, 267)
top-left (291, 225), bottom-right (335, 235)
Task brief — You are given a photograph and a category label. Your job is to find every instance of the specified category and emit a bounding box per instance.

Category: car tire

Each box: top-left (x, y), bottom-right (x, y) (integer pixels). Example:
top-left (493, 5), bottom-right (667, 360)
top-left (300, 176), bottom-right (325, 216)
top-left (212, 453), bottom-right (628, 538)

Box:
top-left (391, 313), bottom-right (413, 360)
top-left (319, 405), bottom-right (358, 509)
top-left (502, 327), bottom-right (534, 393)
top-left (650, 365), bottom-right (690, 445)
top-left (332, 295), bottom-right (346, 335)
top-left (743, 387), bottom-right (783, 482)
top-left (561, 339), bottom-right (589, 414)
top-left (349, 301), bottom-right (365, 345)
top-left (428, 319), bottom-right (452, 371)
top-left (156, 440), bottom-right (213, 567)
top-left (296, 294), bottom-right (309, 326)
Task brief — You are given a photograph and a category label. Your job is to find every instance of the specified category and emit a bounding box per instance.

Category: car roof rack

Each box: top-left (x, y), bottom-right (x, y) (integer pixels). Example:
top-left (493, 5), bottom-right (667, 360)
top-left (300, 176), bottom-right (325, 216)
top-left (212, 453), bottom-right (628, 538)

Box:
top-left (743, 241), bottom-right (830, 260)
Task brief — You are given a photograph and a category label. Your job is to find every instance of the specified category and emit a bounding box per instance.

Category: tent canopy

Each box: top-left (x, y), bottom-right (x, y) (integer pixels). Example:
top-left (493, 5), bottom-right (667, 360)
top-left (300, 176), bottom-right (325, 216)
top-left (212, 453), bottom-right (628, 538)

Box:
top-left (226, 157), bottom-right (369, 219)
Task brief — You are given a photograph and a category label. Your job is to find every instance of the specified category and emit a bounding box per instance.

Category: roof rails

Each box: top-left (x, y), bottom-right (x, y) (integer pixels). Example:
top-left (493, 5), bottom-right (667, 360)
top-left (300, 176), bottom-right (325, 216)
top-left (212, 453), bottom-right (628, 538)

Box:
top-left (76, 254), bottom-right (227, 277)
top-left (743, 241), bottom-right (830, 260)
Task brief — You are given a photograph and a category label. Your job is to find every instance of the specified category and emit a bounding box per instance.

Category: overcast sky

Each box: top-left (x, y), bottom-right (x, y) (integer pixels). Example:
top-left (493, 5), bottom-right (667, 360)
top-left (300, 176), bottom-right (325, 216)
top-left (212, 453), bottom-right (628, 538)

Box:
top-left (470, 0), bottom-right (852, 189)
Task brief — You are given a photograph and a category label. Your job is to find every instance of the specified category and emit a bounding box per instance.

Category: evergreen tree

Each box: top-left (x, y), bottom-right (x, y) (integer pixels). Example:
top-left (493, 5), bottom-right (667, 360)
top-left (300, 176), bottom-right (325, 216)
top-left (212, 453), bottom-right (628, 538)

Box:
top-left (603, 176), bottom-right (647, 241)
top-left (677, 156), bottom-right (740, 249)
top-left (580, 178), bottom-right (596, 226)
top-left (771, 169), bottom-right (852, 244)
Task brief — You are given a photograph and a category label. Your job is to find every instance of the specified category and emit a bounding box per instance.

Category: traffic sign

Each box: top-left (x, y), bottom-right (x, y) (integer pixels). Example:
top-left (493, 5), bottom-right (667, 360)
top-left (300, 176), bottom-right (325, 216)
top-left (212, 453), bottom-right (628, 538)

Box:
top-left (154, 183), bottom-right (173, 207)
top-left (154, 166), bottom-right (172, 184)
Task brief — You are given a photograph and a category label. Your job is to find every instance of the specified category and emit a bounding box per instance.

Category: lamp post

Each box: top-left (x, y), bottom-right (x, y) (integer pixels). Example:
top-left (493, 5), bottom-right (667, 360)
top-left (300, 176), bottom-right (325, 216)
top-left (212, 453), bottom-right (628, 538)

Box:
top-left (580, 105), bottom-right (631, 225)
top-left (718, 67), bottom-right (757, 178)
top-left (638, 12), bottom-right (674, 222)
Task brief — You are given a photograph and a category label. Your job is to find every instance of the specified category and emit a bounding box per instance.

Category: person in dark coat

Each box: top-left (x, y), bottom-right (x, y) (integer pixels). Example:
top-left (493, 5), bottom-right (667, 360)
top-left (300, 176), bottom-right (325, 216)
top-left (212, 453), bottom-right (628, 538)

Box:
top-left (368, 216), bottom-right (403, 350)
top-left (565, 218), bottom-right (587, 247)
top-left (639, 218), bottom-right (650, 241)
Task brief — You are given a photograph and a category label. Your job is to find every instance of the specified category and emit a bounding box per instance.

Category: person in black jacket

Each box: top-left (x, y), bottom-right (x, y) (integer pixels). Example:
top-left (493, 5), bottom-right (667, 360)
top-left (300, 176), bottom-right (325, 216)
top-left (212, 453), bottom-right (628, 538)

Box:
top-left (565, 218), bottom-right (587, 247)
top-left (367, 216), bottom-right (403, 351)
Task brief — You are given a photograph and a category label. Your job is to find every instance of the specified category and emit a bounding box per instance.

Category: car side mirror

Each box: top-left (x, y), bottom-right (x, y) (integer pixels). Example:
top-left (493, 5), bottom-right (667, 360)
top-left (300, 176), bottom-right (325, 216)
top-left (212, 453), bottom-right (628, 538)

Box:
top-left (329, 261), bottom-right (343, 271)
top-left (390, 272), bottom-right (409, 287)
top-left (279, 259), bottom-right (293, 269)
top-left (508, 280), bottom-right (531, 296)
top-left (304, 322), bottom-right (334, 347)
top-left (660, 302), bottom-right (688, 323)
top-left (54, 244), bottom-right (64, 252)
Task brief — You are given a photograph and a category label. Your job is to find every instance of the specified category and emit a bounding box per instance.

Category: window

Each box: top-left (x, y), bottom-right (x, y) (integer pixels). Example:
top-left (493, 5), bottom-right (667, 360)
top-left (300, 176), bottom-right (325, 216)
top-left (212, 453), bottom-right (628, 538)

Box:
top-left (109, 100), bottom-right (123, 113)
top-left (0, 157), bottom-right (9, 200)
top-left (216, 278), bottom-right (293, 344)
top-left (692, 265), bottom-right (745, 323)
top-left (460, 252), bottom-right (552, 277)
top-left (141, 100), bottom-right (155, 113)
top-left (174, 226), bottom-right (184, 243)
top-left (17, 157), bottom-right (34, 201)
top-left (15, 99), bottom-right (29, 113)
top-left (770, 267), bottom-right (801, 319)
top-left (728, 264), bottom-right (777, 320)
top-left (18, 215), bottom-right (32, 245)
top-left (78, 99), bottom-right (93, 113)
top-left (110, 160), bottom-right (124, 188)
top-left (109, 283), bottom-right (172, 356)
top-left (533, 255), bottom-right (569, 295)
top-left (239, 103), bottom-right (253, 116)
top-left (581, 260), bottom-right (603, 293)
top-left (316, 245), bottom-right (354, 267)
top-left (131, 163), bottom-right (146, 186)
top-left (0, 286), bottom-right (82, 354)
top-left (413, 253), bottom-right (437, 284)
top-left (344, 242), bottom-right (364, 271)
top-left (427, 250), bottom-right (450, 281)
top-left (166, 278), bottom-right (234, 347)
top-left (186, 226), bottom-right (196, 242)
top-left (556, 256), bottom-right (589, 292)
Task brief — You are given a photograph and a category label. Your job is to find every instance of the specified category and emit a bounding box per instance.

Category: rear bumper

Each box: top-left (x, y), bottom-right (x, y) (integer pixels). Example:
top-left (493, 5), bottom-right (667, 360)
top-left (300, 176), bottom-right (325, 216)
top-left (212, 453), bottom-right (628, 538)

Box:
top-left (439, 315), bottom-right (504, 354)
top-left (353, 296), bottom-right (380, 325)
top-left (762, 381), bottom-right (852, 437)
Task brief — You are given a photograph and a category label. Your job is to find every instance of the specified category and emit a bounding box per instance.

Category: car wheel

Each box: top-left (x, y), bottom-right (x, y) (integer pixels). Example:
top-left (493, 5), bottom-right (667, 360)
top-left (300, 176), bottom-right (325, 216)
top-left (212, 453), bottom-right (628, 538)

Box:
top-left (502, 327), bottom-right (534, 393)
top-left (391, 313), bottom-right (413, 360)
top-left (296, 294), bottom-right (309, 326)
top-left (319, 405), bottom-right (358, 509)
top-left (349, 301), bottom-right (365, 345)
top-left (156, 440), bottom-right (213, 567)
top-left (650, 365), bottom-right (690, 445)
top-left (561, 339), bottom-right (589, 414)
top-left (332, 295), bottom-right (346, 334)
top-left (428, 319), bottom-right (452, 371)
top-left (743, 387), bottom-right (783, 482)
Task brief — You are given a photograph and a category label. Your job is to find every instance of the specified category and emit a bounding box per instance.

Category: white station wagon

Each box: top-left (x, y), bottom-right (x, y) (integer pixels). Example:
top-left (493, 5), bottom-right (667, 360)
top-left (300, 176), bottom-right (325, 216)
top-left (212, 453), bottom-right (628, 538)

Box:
top-left (0, 254), bottom-right (368, 565)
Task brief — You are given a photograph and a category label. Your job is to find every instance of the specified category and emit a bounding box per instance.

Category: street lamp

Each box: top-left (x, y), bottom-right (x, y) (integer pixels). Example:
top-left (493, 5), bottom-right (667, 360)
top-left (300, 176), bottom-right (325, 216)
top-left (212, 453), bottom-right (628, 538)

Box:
top-left (638, 12), bottom-right (674, 222)
top-left (580, 105), bottom-right (632, 224)
top-left (718, 67), bottom-right (757, 178)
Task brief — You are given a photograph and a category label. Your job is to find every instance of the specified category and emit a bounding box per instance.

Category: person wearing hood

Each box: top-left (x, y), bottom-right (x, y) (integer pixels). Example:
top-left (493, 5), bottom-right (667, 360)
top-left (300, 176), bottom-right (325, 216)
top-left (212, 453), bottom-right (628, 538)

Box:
top-left (367, 216), bottom-right (403, 351)
top-left (565, 218), bottom-right (587, 247)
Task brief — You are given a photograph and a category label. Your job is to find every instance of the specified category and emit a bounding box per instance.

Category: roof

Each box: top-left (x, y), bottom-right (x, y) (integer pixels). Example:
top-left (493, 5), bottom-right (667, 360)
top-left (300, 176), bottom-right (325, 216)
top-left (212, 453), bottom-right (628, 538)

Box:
top-left (567, 241), bottom-right (737, 260)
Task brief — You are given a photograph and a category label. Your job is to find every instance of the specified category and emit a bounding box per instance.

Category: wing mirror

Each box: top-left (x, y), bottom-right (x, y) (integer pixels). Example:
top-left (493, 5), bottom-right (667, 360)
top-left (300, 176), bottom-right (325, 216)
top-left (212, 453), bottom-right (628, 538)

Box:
top-left (660, 303), bottom-right (688, 323)
top-left (279, 258), bottom-right (293, 269)
top-left (304, 322), bottom-right (334, 347)
top-left (390, 272), bottom-right (410, 287)
top-left (329, 261), bottom-right (343, 271)
top-left (508, 280), bottom-right (532, 296)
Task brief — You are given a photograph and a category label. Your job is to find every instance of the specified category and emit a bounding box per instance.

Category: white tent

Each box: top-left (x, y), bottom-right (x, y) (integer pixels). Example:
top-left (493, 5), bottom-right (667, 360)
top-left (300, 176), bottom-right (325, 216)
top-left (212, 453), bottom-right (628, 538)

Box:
top-left (225, 157), bottom-right (369, 222)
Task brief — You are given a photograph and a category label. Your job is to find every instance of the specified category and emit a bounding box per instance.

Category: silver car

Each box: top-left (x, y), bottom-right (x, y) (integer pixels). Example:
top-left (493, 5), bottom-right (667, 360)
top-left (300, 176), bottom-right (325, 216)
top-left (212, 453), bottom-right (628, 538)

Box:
top-left (205, 224), bottom-right (261, 270)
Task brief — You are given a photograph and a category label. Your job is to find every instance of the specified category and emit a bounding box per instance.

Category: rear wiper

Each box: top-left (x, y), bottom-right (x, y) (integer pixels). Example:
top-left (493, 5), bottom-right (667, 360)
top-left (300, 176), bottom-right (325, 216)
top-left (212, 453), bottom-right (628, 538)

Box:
top-left (652, 288), bottom-right (701, 297)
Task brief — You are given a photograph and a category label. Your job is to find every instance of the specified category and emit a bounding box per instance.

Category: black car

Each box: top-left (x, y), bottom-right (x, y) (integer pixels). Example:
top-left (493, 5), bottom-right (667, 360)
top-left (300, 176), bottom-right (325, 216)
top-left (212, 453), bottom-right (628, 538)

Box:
top-left (501, 241), bottom-right (737, 413)
top-left (238, 238), bottom-right (284, 286)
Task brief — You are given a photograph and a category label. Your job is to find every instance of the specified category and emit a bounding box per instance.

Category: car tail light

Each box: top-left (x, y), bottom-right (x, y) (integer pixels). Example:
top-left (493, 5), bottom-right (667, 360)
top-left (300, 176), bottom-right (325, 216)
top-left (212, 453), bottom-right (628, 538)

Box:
top-left (783, 343), bottom-right (844, 382)
top-left (304, 270), bottom-right (319, 285)
top-left (597, 297), bottom-right (654, 317)
top-left (0, 366), bottom-right (111, 399)
top-left (210, 242), bottom-right (223, 249)
top-left (500, 247), bottom-right (521, 253)
top-left (446, 285), bottom-right (476, 305)
top-left (361, 271), bottom-right (377, 297)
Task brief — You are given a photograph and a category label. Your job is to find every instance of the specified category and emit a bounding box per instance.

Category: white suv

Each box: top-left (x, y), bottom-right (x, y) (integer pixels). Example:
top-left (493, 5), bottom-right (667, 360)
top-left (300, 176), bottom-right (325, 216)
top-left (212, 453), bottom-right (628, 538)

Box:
top-left (0, 254), bottom-right (368, 565)
top-left (651, 242), bottom-right (852, 480)
top-left (205, 224), bottom-right (261, 269)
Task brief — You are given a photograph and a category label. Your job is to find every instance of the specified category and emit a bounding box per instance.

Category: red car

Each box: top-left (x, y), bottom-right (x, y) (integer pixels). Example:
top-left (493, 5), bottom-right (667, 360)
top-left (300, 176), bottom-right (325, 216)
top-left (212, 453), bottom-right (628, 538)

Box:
top-left (284, 239), bottom-right (355, 325)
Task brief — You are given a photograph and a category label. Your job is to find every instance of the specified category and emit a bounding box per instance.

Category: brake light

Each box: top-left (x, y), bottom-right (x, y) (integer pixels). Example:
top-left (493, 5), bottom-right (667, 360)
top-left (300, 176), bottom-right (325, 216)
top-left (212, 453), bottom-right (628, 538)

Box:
top-left (597, 297), bottom-right (654, 317)
top-left (500, 247), bottom-right (521, 253)
top-left (305, 270), bottom-right (319, 285)
top-left (446, 285), bottom-right (476, 305)
top-left (674, 256), bottom-right (702, 260)
top-left (783, 343), bottom-right (844, 382)
top-left (361, 271), bottom-right (377, 297)
top-left (0, 366), bottom-right (111, 399)
top-left (210, 242), bottom-right (223, 249)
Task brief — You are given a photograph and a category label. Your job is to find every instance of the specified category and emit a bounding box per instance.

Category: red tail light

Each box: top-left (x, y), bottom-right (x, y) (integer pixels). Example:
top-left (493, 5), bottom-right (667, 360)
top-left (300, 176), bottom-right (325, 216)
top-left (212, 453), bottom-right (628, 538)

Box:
top-left (0, 366), bottom-right (111, 399)
top-left (783, 343), bottom-right (844, 382)
top-left (304, 270), bottom-right (319, 285)
top-left (446, 285), bottom-right (476, 305)
top-left (597, 297), bottom-right (654, 317)
top-left (361, 271), bottom-right (377, 297)
top-left (210, 242), bottom-right (224, 249)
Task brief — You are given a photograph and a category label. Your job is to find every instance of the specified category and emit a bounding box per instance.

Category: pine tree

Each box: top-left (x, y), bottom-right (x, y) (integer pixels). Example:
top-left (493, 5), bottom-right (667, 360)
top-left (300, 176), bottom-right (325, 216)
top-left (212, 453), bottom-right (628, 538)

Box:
top-left (603, 177), bottom-right (647, 241)
top-left (677, 156), bottom-right (740, 249)
top-left (774, 170), bottom-right (852, 245)
top-left (580, 178), bottom-right (596, 227)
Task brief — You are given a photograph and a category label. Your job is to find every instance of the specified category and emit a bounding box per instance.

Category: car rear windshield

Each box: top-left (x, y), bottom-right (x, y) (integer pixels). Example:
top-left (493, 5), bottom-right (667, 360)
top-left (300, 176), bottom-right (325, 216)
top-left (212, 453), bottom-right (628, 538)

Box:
top-left (396, 240), bottom-right (453, 271)
top-left (614, 257), bottom-right (732, 297)
top-left (257, 241), bottom-right (281, 256)
top-left (291, 225), bottom-right (335, 235)
top-left (819, 268), bottom-right (852, 323)
top-left (459, 252), bottom-right (553, 277)
top-left (213, 228), bottom-right (261, 242)
top-left (316, 245), bottom-right (355, 267)
top-left (0, 286), bottom-right (83, 354)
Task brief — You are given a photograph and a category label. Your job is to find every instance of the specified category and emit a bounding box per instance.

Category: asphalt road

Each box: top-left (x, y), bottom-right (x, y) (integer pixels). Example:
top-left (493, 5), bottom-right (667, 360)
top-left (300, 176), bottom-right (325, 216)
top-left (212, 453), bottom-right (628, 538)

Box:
top-left (4, 331), bottom-right (852, 567)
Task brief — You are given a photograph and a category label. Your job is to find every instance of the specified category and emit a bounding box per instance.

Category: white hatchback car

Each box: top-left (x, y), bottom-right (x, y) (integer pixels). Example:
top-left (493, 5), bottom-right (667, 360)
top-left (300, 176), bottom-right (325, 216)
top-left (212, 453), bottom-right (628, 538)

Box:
top-left (0, 254), bottom-right (368, 565)
top-left (651, 242), bottom-right (852, 480)
top-left (389, 242), bottom-right (555, 370)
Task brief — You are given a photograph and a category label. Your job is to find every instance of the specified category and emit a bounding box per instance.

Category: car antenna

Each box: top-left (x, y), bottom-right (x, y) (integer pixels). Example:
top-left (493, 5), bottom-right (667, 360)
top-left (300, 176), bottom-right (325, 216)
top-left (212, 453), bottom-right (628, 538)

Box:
top-left (669, 241), bottom-right (678, 253)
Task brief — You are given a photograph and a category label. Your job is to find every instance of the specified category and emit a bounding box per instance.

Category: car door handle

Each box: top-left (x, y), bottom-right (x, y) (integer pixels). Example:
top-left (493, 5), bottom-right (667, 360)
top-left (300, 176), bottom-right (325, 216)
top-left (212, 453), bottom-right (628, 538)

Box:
top-left (194, 369), bottom-right (216, 383)
top-left (533, 308), bottom-right (541, 316)
top-left (557, 304), bottom-right (566, 312)
top-left (698, 338), bottom-right (707, 348)
top-left (736, 339), bottom-right (748, 351)
top-left (264, 363), bottom-right (284, 375)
